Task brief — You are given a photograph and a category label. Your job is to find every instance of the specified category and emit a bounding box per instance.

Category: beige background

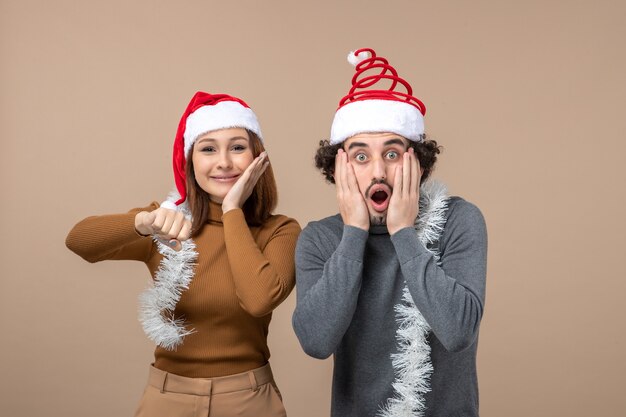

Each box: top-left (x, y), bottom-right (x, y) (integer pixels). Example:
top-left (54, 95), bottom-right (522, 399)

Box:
top-left (1, 0), bottom-right (625, 416)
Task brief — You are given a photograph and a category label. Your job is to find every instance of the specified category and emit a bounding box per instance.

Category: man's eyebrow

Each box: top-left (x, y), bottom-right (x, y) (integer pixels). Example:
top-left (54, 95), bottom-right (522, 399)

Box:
top-left (347, 142), bottom-right (369, 150)
top-left (384, 138), bottom-right (405, 147)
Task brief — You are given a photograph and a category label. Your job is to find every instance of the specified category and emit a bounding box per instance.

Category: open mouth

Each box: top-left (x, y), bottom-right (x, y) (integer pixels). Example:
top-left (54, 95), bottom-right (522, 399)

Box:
top-left (371, 190), bottom-right (388, 204)
top-left (369, 188), bottom-right (390, 212)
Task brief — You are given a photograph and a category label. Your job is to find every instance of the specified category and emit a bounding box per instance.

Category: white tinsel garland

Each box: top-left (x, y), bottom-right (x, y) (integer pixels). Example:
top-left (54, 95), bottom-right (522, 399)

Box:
top-left (378, 180), bottom-right (449, 417)
top-left (137, 193), bottom-right (199, 350)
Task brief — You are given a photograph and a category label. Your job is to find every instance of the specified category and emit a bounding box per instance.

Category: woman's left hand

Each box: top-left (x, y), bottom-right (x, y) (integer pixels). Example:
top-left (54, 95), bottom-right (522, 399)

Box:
top-left (221, 152), bottom-right (269, 213)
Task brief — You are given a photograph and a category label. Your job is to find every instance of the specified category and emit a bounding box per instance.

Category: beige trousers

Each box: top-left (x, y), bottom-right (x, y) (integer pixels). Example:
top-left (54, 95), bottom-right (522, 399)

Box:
top-left (134, 363), bottom-right (286, 417)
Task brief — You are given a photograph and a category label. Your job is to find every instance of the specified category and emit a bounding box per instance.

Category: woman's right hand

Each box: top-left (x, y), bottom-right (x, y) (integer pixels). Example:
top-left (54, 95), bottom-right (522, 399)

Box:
top-left (134, 207), bottom-right (192, 251)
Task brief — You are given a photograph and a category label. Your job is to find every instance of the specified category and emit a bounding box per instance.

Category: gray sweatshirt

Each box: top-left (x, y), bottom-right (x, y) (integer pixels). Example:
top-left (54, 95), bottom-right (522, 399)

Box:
top-left (292, 196), bottom-right (488, 417)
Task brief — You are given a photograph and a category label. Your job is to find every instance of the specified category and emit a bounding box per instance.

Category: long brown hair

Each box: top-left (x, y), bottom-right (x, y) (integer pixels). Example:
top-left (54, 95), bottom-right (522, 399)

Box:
top-left (185, 130), bottom-right (278, 235)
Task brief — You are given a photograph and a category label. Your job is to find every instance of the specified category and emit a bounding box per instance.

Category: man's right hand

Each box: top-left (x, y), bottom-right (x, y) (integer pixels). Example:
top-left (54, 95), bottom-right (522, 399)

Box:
top-left (134, 207), bottom-right (192, 251)
top-left (335, 149), bottom-right (370, 231)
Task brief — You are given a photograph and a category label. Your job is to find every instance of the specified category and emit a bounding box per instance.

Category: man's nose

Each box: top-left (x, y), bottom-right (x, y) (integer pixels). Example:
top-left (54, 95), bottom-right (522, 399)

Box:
top-left (371, 157), bottom-right (386, 179)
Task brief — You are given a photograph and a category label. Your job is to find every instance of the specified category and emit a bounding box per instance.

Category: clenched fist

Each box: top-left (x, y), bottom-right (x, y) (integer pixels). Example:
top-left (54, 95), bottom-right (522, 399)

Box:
top-left (135, 207), bottom-right (192, 251)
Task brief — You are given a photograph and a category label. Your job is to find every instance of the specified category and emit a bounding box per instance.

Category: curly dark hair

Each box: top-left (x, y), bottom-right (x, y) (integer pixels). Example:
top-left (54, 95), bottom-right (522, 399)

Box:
top-left (314, 134), bottom-right (442, 184)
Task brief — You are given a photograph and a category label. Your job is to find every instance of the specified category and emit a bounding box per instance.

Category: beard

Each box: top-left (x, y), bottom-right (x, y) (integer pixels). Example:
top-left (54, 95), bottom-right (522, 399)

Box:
top-left (365, 178), bottom-right (392, 226)
top-left (370, 213), bottom-right (387, 226)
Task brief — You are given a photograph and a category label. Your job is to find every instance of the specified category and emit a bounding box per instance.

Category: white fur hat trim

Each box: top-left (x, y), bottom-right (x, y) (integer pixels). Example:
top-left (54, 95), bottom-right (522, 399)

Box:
top-left (183, 101), bottom-right (262, 157)
top-left (330, 99), bottom-right (424, 144)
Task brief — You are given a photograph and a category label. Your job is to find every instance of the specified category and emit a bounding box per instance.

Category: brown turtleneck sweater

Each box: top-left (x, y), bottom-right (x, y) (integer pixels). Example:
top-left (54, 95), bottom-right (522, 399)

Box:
top-left (66, 201), bottom-right (301, 378)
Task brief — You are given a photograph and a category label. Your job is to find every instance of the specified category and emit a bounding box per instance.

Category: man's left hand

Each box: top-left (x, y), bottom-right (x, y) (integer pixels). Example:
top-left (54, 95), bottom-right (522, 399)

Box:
top-left (387, 148), bottom-right (421, 235)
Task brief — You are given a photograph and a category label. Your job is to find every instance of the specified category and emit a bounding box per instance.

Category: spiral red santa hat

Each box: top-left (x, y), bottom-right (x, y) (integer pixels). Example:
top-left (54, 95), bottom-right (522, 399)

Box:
top-left (330, 48), bottom-right (426, 145)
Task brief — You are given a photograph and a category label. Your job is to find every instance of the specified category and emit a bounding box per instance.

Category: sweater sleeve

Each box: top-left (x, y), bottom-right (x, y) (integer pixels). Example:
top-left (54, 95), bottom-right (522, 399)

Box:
top-left (65, 203), bottom-right (159, 263)
top-left (390, 198), bottom-right (488, 353)
top-left (292, 223), bottom-right (368, 359)
top-left (222, 209), bottom-right (301, 318)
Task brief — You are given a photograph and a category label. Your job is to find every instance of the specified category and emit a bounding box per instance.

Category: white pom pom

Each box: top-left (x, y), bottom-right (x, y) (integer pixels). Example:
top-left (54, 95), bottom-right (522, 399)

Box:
top-left (347, 50), bottom-right (371, 67)
top-left (160, 188), bottom-right (192, 218)
top-left (160, 200), bottom-right (178, 210)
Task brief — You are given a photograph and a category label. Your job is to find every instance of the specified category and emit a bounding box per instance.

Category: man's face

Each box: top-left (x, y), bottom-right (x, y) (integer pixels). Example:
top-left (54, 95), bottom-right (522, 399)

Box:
top-left (342, 132), bottom-right (410, 225)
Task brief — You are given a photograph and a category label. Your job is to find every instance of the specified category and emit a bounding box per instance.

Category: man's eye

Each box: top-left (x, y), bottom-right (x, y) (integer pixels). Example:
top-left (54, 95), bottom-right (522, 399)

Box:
top-left (355, 154), bottom-right (367, 162)
top-left (386, 151), bottom-right (399, 160)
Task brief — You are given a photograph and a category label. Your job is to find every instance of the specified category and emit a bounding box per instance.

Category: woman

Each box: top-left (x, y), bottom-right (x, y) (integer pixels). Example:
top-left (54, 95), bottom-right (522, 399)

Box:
top-left (66, 91), bottom-right (300, 417)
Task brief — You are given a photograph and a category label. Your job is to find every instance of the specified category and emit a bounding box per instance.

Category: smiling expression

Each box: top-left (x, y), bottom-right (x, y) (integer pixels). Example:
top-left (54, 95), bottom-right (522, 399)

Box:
top-left (343, 132), bottom-right (410, 225)
top-left (191, 127), bottom-right (255, 203)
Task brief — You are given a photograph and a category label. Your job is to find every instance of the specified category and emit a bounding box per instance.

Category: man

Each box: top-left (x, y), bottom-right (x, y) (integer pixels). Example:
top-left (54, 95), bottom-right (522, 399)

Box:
top-left (293, 48), bottom-right (488, 417)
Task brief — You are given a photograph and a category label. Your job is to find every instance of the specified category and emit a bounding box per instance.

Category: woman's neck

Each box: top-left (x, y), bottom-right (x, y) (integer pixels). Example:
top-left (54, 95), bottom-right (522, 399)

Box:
top-left (207, 199), bottom-right (224, 223)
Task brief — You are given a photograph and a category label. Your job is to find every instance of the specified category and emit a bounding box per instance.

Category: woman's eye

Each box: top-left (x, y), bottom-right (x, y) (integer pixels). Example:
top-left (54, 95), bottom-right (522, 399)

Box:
top-left (386, 151), bottom-right (399, 160)
top-left (355, 154), bottom-right (368, 162)
top-left (232, 145), bottom-right (247, 152)
top-left (201, 147), bottom-right (215, 153)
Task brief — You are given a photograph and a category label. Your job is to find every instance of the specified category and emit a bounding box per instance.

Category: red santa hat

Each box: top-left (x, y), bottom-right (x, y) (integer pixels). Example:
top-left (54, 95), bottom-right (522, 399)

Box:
top-left (330, 48), bottom-right (426, 145)
top-left (139, 91), bottom-right (263, 350)
top-left (161, 91), bottom-right (263, 210)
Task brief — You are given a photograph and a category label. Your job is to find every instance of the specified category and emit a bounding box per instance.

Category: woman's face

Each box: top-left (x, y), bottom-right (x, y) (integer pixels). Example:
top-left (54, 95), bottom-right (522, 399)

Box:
top-left (191, 127), bottom-right (255, 203)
